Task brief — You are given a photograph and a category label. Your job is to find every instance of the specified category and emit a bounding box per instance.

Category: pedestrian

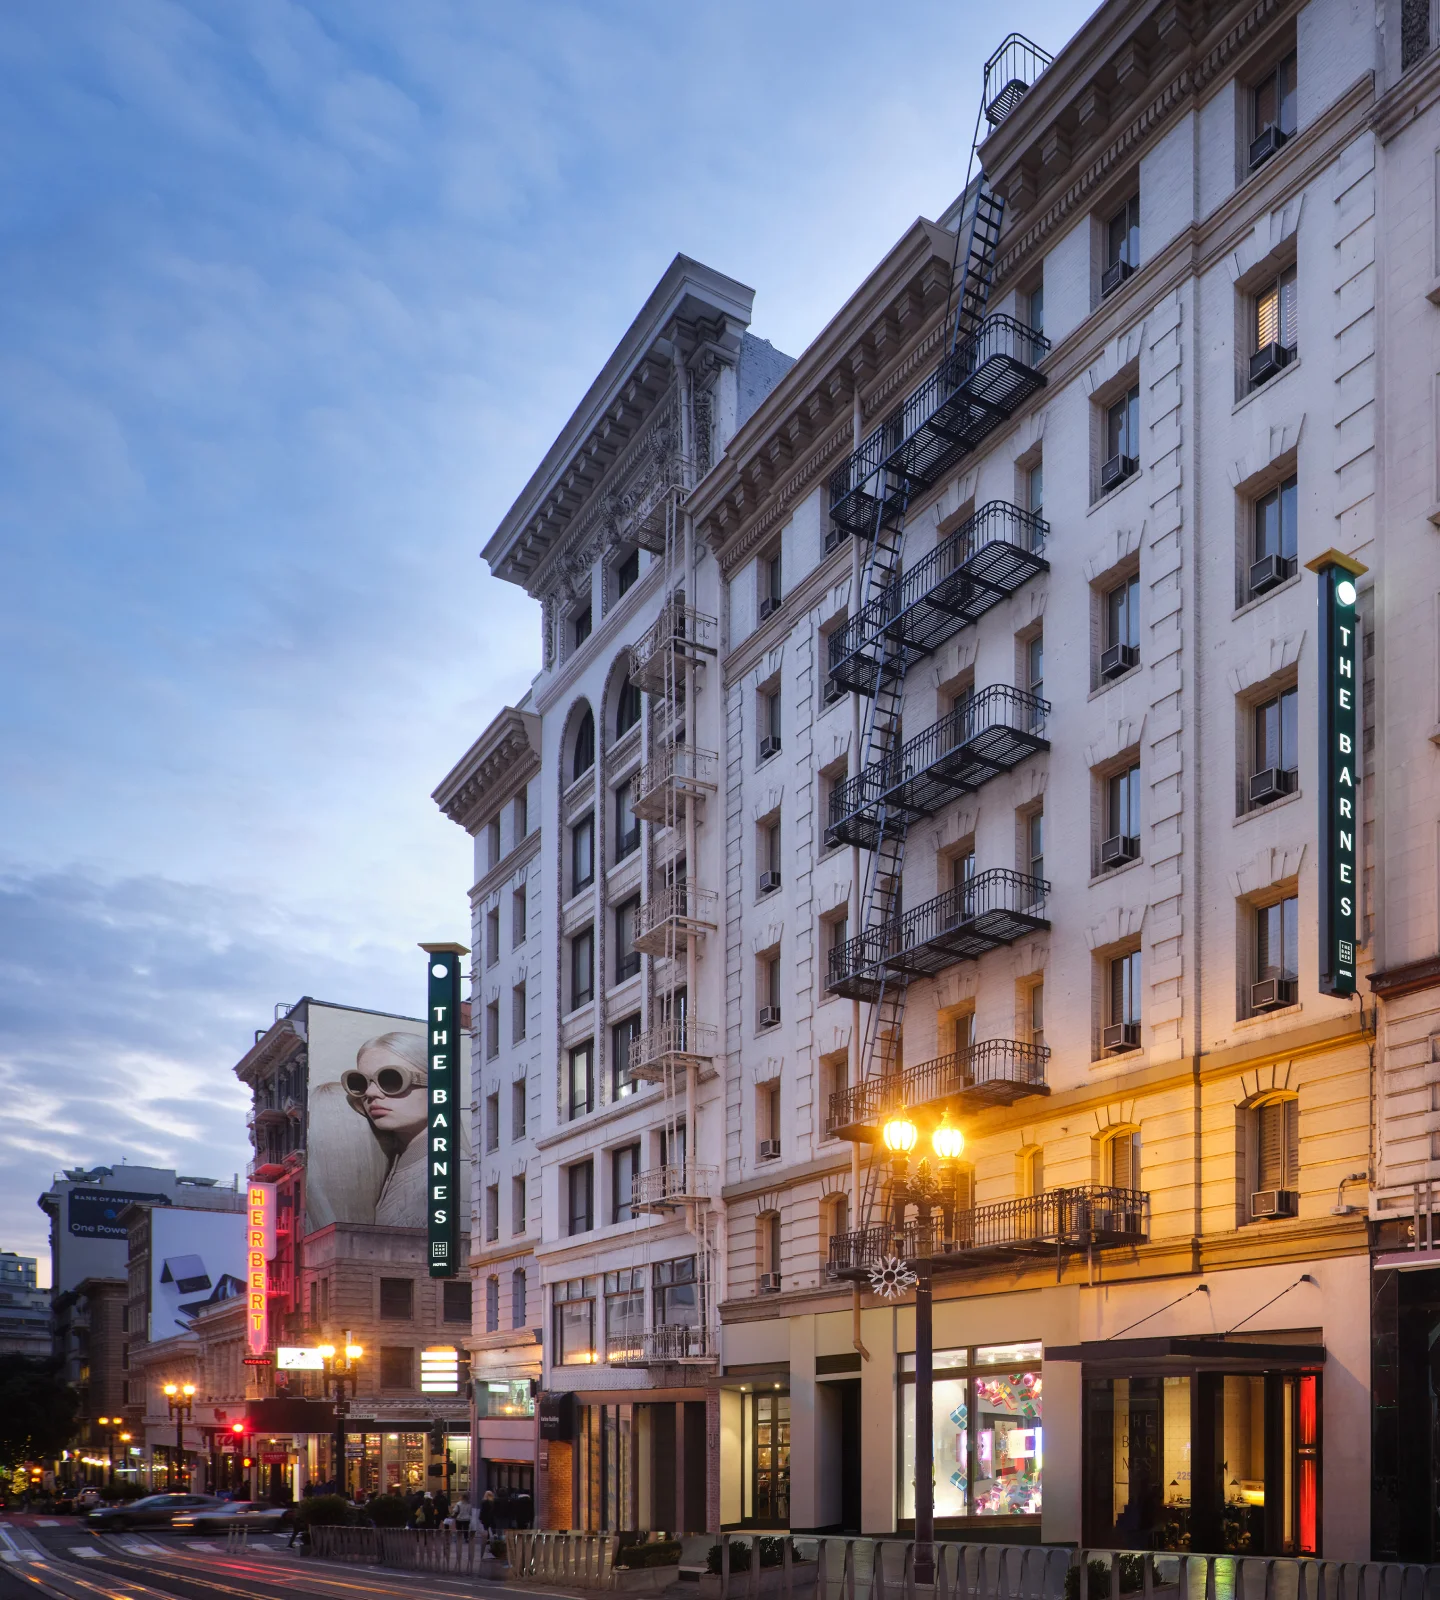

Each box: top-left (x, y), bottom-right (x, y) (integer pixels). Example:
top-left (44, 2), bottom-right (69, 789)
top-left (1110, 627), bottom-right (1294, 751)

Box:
top-left (453, 1495), bottom-right (472, 1544)
top-left (479, 1489), bottom-right (497, 1553)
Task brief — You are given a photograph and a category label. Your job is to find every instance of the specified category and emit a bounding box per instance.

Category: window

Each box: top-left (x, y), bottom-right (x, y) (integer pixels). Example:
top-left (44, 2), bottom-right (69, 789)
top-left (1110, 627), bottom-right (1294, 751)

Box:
top-left (654, 1256), bottom-right (699, 1327)
top-left (1106, 950), bottom-right (1142, 1053)
top-left (827, 1193), bottom-right (850, 1249)
top-left (1253, 1098), bottom-right (1300, 1195)
top-left (486, 1275), bottom-right (500, 1333)
top-left (512, 1174), bottom-right (527, 1235)
top-left (572, 605), bottom-right (593, 651)
top-left (567, 1162), bottom-right (594, 1236)
top-left (1027, 810), bottom-right (1044, 881)
top-left (570, 926), bottom-right (594, 1009)
top-left (1024, 1147), bottom-right (1044, 1196)
top-left (615, 675), bottom-right (642, 740)
top-left (1103, 193), bottom-right (1140, 294)
top-left (485, 905), bottom-right (500, 967)
top-left (759, 951), bottom-right (782, 1029)
top-left (614, 896), bottom-right (640, 983)
top-left (759, 687), bottom-right (782, 760)
top-left (512, 887), bottom-right (527, 947)
top-left (379, 1346), bottom-right (414, 1390)
top-left (612, 1015), bottom-right (641, 1100)
top-left (513, 790), bottom-right (528, 841)
top-left (1101, 387), bottom-right (1140, 491)
top-left (952, 849), bottom-right (976, 894)
top-left (553, 1277), bottom-right (596, 1363)
top-left (615, 780), bottom-right (639, 859)
top-left (760, 549), bottom-right (782, 619)
top-left (759, 818), bottom-right (781, 894)
top-left (511, 1268), bottom-right (527, 1329)
top-left (512, 982), bottom-right (527, 1043)
top-left (760, 1212), bottom-right (782, 1287)
top-left (605, 1268), bottom-right (646, 1361)
top-left (488, 818), bottom-right (502, 869)
top-left (485, 1001), bottom-right (499, 1062)
top-left (379, 1278), bottom-right (414, 1321)
top-left (1104, 764), bottom-right (1141, 866)
top-left (1026, 461), bottom-right (1043, 517)
top-left (571, 814), bottom-right (595, 893)
top-left (1255, 265), bottom-right (1297, 358)
top-left (758, 1081), bottom-right (781, 1158)
top-left (1029, 981), bottom-right (1045, 1051)
top-left (568, 1041), bottom-right (594, 1121)
top-left (572, 709), bottom-right (595, 781)
top-left (661, 1121), bottom-right (687, 1174)
top-left (617, 547), bottom-right (640, 597)
top-left (1027, 283), bottom-right (1044, 337)
top-left (1106, 574), bottom-right (1140, 655)
top-left (485, 1183), bottom-right (499, 1242)
top-left (1252, 894), bottom-right (1300, 1012)
top-left (1250, 50), bottom-right (1297, 167)
top-left (485, 1092), bottom-right (500, 1153)
top-left (1250, 476), bottom-right (1299, 594)
top-left (612, 1143), bottom-right (641, 1224)
top-left (1252, 687), bottom-right (1299, 802)
top-left (1108, 1130), bottom-right (1141, 1189)
top-left (825, 911), bottom-right (849, 974)
top-left (512, 1077), bottom-right (527, 1139)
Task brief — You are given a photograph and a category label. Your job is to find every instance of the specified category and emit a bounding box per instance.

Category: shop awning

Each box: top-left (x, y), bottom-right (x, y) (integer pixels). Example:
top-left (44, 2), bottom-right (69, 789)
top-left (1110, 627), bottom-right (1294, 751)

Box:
top-left (1044, 1336), bottom-right (1326, 1370)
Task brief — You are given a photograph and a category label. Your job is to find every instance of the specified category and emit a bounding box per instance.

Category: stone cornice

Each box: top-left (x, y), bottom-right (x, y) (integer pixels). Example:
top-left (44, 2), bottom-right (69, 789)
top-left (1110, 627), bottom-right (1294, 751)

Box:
top-left (1371, 40), bottom-right (1440, 142)
top-left (432, 707), bottom-right (542, 834)
top-left (468, 830), bottom-right (542, 907)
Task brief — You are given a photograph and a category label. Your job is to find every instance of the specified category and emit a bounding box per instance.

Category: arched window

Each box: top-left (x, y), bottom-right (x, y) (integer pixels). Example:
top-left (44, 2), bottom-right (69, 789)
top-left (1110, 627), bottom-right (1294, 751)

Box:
top-left (571, 708), bottom-right (595, 782)
top-left (1019, 1146), bottom-right (1044, 1197)
top-left (615, 674), bottom-right (642, 740)
top-left (485, 1274), bottom-right (500, 1333)
top-left (1249, 1096), bottom-right (1299, 1216)
top-left (511, 1267), bottom-right (527, 1329)
top-left (1106, 1129), bottom-right (1140, 1189)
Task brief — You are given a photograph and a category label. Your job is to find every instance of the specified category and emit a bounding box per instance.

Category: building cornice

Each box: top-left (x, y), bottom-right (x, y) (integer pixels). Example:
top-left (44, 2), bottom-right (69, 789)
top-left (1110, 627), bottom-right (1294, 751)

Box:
top-left (432, 707), bottom-right (542, 835)
top-left (468, 831), bottom-right (542, 907)
top-left (1371, 39), bottom-right (1440, 141)
top-left (1369, 953), bottom-right (1440, 1000)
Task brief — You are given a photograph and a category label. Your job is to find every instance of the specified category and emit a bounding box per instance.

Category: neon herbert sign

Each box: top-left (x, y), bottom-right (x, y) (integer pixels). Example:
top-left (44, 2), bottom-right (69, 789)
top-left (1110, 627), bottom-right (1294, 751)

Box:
top-left (421, 942), bottom-right (467, 1278)
top-left (246, 1181), bottom-right (276, 1356)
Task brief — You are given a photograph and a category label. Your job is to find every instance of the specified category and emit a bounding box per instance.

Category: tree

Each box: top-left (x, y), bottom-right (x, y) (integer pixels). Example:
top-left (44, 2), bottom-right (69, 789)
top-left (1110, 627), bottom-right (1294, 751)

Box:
top-left (0, 1357), bottom-right (80, 1466)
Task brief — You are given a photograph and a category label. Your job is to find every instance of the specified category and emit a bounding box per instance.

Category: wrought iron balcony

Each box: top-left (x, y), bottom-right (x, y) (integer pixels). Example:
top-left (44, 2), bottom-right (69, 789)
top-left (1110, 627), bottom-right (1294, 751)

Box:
top-left (827, 868), bottom-right (1049, 1002)
top-left (826, 1039), bottom-right (1050, 1140)
top-left (632, 742), bottom-right (718, 823)
top-left (629, 1016), bottom-right (718, 1082)
top-left (628, 598), bottom-right (717, 696)
top-left (828, 502), bottom-right (1048, 698)
top-left (632, 882), bottom-right (718, 955)
top-left (606, 1322), bottom-right (718, 1366)
top-left (826, 686), bottom-right (1049, 851)
top-left (827, 1185), bottom-right (1148, 1280)
top-left (828, 317), bottom-right (1050, 545)
top-left (631, 1162), bottom-right (718, 1211)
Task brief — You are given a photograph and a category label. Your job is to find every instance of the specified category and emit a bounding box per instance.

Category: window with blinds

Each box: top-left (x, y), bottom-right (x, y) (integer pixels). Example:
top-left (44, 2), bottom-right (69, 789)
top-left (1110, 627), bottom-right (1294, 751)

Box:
top-left (1256, 266), bottom-right (1298, 353)
top-left (1109, 1131), bottom-right (1141, 1190)
top-left (1255, 1098), bottom-right (1299, 1191)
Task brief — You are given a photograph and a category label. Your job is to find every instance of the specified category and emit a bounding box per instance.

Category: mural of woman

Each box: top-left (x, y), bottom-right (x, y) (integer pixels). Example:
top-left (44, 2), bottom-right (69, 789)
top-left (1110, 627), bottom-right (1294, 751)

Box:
top-left (342, 1032), bottom-right (437, 1228)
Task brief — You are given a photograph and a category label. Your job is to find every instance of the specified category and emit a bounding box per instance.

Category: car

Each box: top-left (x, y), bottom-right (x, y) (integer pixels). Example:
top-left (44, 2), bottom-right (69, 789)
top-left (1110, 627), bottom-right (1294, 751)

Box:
top-left (75, 1489), bottom-right (104, 1511)
top-left (174, 1501), bottom-right (292, 1533)
top-left (86, 1493), bottom-right (224, 1531)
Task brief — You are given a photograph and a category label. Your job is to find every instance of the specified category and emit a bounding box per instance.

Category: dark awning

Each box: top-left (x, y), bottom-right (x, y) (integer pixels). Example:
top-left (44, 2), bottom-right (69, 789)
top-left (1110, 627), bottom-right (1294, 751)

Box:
top-left (1044, 1336), bottom-right (1326, 1370)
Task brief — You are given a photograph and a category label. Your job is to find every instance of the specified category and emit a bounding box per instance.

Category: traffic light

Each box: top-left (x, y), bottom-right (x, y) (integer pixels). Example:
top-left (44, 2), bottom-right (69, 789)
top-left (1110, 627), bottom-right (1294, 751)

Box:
top-left (231, 1423), bottom-right (246, 1435)
top-left (427, 1418), bottom-right (445, 1453)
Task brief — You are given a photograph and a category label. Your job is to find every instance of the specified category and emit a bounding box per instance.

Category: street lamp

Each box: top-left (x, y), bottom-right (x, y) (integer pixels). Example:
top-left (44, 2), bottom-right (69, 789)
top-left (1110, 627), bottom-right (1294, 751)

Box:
top-left (162, 1383), bottom-right (196, 1490)
top-left (96, 1417), bottom-right (121, 1487)
top-left (318, 1337), bottom-right (363, 1496)
top-left (879, 1110), bottom-right (966, 1588)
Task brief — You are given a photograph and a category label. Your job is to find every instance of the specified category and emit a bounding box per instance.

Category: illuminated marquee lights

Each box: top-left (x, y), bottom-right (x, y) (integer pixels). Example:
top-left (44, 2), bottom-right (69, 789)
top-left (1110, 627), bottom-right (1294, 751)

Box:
top-left (420, 942), bottom-right (467, 1279)
top-left (246, 1181), bottom-right (276, 1356)
top-left (420, 1345), bottom-right (460, 1393)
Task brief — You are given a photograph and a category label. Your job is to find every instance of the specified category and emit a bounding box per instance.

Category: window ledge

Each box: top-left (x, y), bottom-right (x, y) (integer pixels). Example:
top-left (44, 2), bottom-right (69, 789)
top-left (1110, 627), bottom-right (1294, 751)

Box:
top-left (1426, 275), bottom-right (1440, 306)
top-left (1232, 1001), bottom-right (1304, 1029)
top-left (1233, 355), bottom-right (1300, 415)
top-left (1234, 787), bottom-right (1303, 825)
top-left (1089, 1048), bottom-right (1146, 1071)
top-left (1232, 571), bottom-right (1301, 618)
top-left (1087, 666), bottom-right (1142, 700)
top-left (1087, 471), bottom-right (1143, 516)
top-left (1089, 854), bottom-right (1145, 888)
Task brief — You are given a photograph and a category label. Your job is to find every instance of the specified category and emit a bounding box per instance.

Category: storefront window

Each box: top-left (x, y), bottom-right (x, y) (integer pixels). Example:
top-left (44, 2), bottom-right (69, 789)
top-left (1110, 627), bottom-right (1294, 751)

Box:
top-left (605, 1269), bottom-right (646, 1362)
top-left (553, 1277), bottom-right (597, 1364)
top-left (478, 1378), bottom-right (535, 1418)
top-left (899, 1345), bottom-right (1042, 1522)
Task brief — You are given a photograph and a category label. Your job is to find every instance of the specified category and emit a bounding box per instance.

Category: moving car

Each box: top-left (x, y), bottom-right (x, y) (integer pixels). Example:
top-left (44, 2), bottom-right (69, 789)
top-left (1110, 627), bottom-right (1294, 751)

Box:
top-left (86, 1493), bottom-right (224, 1531)
top-left (174, 1501), bottom-right (292, 1533)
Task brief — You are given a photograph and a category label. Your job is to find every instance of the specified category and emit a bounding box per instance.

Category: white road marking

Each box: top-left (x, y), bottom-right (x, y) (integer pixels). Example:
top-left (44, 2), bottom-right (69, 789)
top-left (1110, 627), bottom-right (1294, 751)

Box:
top-left (36, 1522), bottom-right (60, 1528)
top-left (72, 1550), bottom-right (101, 1560)
top-left (1, 1553), bottom-right (19, 1563)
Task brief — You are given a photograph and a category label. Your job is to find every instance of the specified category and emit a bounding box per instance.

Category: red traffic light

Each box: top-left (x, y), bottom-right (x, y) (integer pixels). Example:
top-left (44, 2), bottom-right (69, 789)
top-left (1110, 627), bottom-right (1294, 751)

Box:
top-left (231, 1422), bottom-right (248, 1435)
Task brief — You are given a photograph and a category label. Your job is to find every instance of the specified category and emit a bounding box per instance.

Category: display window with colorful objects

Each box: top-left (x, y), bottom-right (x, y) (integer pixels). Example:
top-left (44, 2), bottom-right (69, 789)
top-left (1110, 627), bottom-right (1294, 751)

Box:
top-left (899, 1343), bottom-right (1042, 1523)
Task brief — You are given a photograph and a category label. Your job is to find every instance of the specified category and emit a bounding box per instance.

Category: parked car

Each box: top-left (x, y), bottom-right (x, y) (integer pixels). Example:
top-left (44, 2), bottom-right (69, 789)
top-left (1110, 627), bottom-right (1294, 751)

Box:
top-left (174, 1501), bottom-right (292, 1534)
top-left (86, 1494), bottom-right (224, 1531)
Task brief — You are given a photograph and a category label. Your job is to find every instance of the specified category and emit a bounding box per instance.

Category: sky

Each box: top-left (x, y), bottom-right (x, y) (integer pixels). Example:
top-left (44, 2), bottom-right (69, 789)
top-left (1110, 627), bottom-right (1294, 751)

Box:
top-left (0, 0), bottom-right (1094, 1279)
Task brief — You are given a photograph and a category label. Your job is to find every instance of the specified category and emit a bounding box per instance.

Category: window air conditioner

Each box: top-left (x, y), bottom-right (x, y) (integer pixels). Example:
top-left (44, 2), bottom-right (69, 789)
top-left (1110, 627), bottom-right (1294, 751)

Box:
top-left (759, 870), bottom-right (782, 895)
top-left (759, 596), bottom-right (781, 621)
top-left (1100, 258), bottom-right (1134, 298)
top-left (1249, 124), bottom-right (1289, 169)
top-left (758, 1139), bottom-right (782, 1161)
top-left (822, 676), bottom-right (847, 706)
top-left (759, 735), bottom-right (782, 761)
top-left (1101, 834), bottom-right (1140, 869)
top-left (1099, 454), bottom-right (1139, 493)
top-left (758, 1273), bottom-right (783, 1293)
top-left (1249, 342), bottom-right (1293, 388)
top-left (1251, 1188), bottom-right (1300, 1220)
top-left (1248, 552), bottom-right (1297, 596)
top-left (758, 1005), bottom-right (782, 1029)
top-left (1099, 641), bottom-right (1140, 680)
top-left (1249, 767), bottom-right (1297, 807)
top-left (1250, 977), bottom-right (1298, 1012)
top-left (1102, 1022), bottom-right (1141, 1053)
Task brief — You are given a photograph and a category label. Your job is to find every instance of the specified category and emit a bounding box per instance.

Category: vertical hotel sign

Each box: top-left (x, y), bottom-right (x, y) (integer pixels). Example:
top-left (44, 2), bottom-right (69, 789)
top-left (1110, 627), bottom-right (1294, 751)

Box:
top-left (421, 942), bottom-right (467, 1277)
top-left (1309, 551), bottom-right (1367, 997)
top-left (246, 1181), bottom-right (276, 1356)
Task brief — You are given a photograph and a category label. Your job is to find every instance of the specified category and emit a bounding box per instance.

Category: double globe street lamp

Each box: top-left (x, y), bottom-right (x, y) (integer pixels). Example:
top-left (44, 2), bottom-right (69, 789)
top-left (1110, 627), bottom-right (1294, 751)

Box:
top-left (162, 1383), bottom-right (196, 1490)
top-left (318, 1339), bottom-right (363, 1495)
top-left (878, 1109), bottom-right (966, 1588)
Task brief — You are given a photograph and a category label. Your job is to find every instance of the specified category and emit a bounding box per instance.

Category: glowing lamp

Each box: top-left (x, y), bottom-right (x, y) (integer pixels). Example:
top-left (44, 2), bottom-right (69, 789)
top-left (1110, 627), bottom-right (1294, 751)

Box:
top-left (931, 1120), bottom-right (965, 1162)
top-left (163, 1384), bottom-right (178, 1397)
top-left (345, 1344), bottom-right (363, 1360)
top-left (231, 1423), bottom-right (245, 1435)
top-left (317, 1344), bottom-right (336, 1359)
top-left (882, 1112), bottom-right (918, 1155)
top-left (119, 1433), bottom-right (131, 1443)
top-left (182, 1383), bottom-right (196, 1397)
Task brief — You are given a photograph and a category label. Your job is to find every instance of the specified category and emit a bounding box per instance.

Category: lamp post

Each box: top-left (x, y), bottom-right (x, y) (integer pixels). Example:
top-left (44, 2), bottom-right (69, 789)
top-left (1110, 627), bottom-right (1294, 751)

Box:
top-left (162, 1383), bottom-right (196, 1490)
top-left (880, 1110), bottom-right (966, 1589)
top-left (319, 1335), bottom-right (363, 1497)
top-left (97, 1417), bottom-right (118, 1488)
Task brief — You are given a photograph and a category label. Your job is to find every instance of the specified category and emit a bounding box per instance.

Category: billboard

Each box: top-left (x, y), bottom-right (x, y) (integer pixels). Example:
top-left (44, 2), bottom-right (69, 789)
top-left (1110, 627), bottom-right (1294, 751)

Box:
top-left (303, 1003), bottom-right (472, 1233)
top-left (68, 1189), bottom-right (170, 1239)
top-left (149, 1207), bottom-right (246, 1340)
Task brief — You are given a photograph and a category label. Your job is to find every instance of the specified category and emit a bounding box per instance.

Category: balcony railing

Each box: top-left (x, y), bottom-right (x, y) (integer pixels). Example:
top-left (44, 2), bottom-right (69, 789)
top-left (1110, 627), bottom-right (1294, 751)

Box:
top-left (827, 869), bottom-right (1049, 1002)
top-left (828, 1185), bottom-right (1148, 1279)
top-left (631, 1162), bottom-right (718, 1210)
top-left (828, 317), bottom-right (1050, 544)
top-left (607, 1322), bottom-right (718, 1365)
top-left (827, 1039), bottom-right (1050, 1138)
top-left (828, 502), bottom-right (1049, 698)
top-left (633, 743), bottom-right (718, 823)
top-left (827, 686), bottom-right (1050, 851)
top-left (632, 882), bottom-right (718, 955)
top-left (628, 599), bottom-right (718, 696)
top-left (630, 1016), bottom-right (718, 1081)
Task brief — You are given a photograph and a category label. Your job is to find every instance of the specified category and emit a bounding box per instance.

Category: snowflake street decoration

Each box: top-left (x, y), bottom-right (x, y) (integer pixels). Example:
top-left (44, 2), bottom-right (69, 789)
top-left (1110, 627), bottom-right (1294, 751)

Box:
top-left (868, 1256), bottom-right (917, 1300)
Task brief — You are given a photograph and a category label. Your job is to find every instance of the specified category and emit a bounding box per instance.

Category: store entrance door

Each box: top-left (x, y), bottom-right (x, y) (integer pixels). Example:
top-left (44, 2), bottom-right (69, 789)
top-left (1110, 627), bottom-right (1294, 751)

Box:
top-left (744, 1392), bottom-right (790, 1528)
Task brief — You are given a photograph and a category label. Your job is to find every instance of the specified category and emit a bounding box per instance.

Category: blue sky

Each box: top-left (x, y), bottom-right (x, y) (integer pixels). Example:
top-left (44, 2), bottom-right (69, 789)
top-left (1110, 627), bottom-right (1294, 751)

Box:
top-left (0, 0), bottom-right (1093, 1275)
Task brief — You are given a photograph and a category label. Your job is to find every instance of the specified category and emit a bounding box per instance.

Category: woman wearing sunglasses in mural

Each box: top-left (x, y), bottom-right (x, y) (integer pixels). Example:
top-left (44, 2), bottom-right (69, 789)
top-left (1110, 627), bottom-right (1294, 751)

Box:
top-left (340, 1033), bottom-right (435, 1227)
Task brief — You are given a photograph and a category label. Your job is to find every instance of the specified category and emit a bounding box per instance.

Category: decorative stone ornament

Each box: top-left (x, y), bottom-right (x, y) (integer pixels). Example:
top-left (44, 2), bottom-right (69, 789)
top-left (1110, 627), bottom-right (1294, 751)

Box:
top-left (868, 1256), bottom-right (917, 1301)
